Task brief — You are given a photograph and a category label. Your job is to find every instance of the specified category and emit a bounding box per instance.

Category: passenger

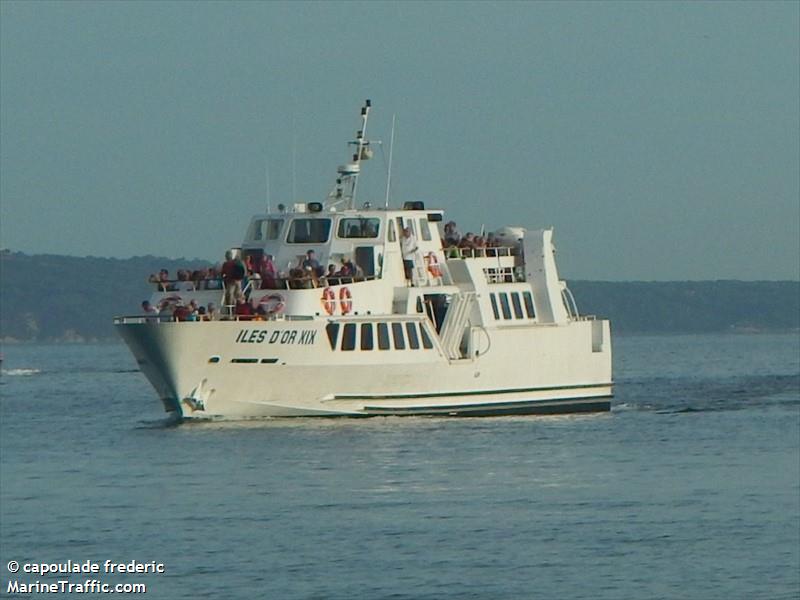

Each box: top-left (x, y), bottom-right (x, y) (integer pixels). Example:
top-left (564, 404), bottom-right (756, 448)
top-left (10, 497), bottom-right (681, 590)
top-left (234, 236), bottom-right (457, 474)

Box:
top-left (157, 269), bottom-right (174, 292)
top-left (249, 269), bottom-right (262, 290)
top-left (176, 269), bottom-right (194, 292)
top-left (206, 302), bottom-right (219, 321)
top-left (222, 250), bottom-right (246, 309)
top-left (191, 269), bottom-right (206, 290)
top-left (197, 305), bottom-right (208, 321)
top-left (185, 299), bottom-right (200, 321)
top-left (141, 300), bottom-right (159, 317)
top-left (401, 226), bottom-right (418, 283)
top-left (305, 266), bottom-right (319, 288)
top-left (234, 297), bottom-right (253, 320)
top-left (325, 264), bottom-right (337, 279)
top-left (458, 232), bottom-right (476, 257)
top-left (302, 250), bottom-right (323, 277)
top-left (254, 301), bottom-right (268, 320)
top-left (443, 221), bottom-right (461, 247)
top-left (206, 267), bottom-right (223, 290)
top-left (172, 302), bottom-right (190, 322)
top-left (338, 257), bottom-right (355, 277)
top-left (486, 232), bottom-right (499, 256)
top-left (288, 267), bottom-right (308, 289)
top-left (258, 254), bottom-right (277, 289)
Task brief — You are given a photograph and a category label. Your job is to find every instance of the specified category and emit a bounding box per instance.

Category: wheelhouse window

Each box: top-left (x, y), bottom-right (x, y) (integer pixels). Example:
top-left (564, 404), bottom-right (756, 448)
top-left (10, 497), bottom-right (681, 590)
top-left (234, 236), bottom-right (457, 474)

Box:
top-left (287, 218), bottom-right (331, 244)
top-left (418, 219), bottom-right (432, 241)
top-left (251, 218), bottom-right (284, 241)
top-left (338, 218), bottom-right (380, 239)
top-left (251, 220), bottom-right (264, 241)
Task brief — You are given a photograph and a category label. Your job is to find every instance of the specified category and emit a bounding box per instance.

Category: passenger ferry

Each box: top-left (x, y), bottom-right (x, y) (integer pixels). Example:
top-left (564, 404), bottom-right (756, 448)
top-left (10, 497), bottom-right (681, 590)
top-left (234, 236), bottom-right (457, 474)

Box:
top-left (115, 101), bottom-right (613, 418)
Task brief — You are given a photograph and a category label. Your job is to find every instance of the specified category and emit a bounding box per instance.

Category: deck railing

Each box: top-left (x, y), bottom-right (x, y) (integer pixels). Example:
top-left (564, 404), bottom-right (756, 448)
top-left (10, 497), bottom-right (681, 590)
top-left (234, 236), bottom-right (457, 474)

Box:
top-left (150, 274), bottom-right (378, 292)
top-left (444, 246), bottom-right (515, 259)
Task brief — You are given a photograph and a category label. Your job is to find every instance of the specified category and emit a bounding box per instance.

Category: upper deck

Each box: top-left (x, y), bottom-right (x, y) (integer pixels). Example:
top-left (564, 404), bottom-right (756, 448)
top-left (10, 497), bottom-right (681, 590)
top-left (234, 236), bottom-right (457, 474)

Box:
top-left (123, 101), bottom-right (588, 330)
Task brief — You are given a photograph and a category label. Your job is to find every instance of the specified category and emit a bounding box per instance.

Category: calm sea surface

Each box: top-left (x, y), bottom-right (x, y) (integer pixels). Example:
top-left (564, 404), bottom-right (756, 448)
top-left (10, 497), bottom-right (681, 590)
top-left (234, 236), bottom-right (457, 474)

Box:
top-left (1, 333), bottom-right (798, 599)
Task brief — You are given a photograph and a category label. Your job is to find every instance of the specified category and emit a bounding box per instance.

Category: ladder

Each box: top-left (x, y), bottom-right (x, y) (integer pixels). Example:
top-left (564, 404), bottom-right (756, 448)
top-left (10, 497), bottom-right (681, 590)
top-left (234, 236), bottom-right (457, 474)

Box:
top-left (438, 292), bottom-right (476, 360)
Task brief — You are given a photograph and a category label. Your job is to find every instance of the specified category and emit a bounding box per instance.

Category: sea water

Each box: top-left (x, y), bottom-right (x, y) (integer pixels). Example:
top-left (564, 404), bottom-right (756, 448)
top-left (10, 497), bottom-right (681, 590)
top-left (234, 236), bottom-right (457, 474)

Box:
top-left (1, 334), bottom-right (798, 599)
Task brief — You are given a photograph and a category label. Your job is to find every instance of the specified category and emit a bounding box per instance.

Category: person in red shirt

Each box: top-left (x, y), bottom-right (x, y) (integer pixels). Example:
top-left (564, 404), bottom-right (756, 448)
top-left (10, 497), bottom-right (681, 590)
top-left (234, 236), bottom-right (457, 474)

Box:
top-left (222, 250), bottom-right (246, 309)
top-left (234, 298), bottom-right (253, 320)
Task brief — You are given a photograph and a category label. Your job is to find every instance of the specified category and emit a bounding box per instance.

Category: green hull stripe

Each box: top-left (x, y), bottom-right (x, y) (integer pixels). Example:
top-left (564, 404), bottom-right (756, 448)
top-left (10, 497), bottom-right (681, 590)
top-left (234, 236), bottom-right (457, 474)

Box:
top-left (334, 382), bottom-right (613, 402)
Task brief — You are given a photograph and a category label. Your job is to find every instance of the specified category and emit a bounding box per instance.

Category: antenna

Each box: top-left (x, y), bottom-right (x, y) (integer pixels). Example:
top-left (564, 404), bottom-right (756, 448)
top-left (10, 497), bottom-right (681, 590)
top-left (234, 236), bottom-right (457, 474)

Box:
top-left (291, 112), bottom-right (297, 202)
top-left (265, 160), bottom-right (271, 214)
top-left (384, 113), bottom-right (396, 208)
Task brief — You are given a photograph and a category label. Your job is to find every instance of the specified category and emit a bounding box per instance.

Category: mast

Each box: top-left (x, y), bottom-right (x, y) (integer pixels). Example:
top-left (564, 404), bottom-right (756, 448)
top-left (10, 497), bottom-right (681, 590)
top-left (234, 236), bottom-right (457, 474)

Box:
top-left (329, 99), bottom-right (373, 209)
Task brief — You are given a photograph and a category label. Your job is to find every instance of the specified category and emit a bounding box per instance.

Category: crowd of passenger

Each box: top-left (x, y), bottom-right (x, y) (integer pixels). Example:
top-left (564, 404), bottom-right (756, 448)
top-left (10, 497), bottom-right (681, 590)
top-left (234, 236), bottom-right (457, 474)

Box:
top-left (143, 220), bottom-right (514, 319)
top-left (443, 221), bottom-right (503, 256)
top-left (140, 299), bottom-right (219, 321)
top-left (147, 249), bottom-right (365, 295)
top-left (148, 268), bottom-right (223, 292)
top-left (141, 296), bottom-right (285, 322)
top-left (144, 249), bottom-right (368, 320)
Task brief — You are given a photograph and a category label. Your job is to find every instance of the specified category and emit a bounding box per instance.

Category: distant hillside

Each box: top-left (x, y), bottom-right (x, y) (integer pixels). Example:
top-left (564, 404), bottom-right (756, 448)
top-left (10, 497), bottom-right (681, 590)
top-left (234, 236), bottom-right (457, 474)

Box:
top-left (0, 251), bottom-right (210, 341)
top-left (0, 251), bottom-right (798, 341)
top-left (569, 280), bottom-right (799, 334)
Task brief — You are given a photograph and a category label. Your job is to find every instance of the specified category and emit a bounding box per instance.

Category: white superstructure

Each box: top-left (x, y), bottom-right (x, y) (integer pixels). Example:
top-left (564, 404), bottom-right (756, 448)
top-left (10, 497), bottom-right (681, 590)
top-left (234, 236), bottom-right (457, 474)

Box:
top-left (115, 101), bottom-right (612, 418)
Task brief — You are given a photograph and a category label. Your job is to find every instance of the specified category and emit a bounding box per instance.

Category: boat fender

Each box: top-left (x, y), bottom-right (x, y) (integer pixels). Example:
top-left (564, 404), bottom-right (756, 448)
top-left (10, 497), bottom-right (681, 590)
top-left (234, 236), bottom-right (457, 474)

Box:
top-left (259, 293), bottom-right (285, 315)
top-left (321, 287), bottom-right (336, 315)
top-left (339, 287), bottom-right (353, 315)
top-left (425, 252), bottom-right (443, 278)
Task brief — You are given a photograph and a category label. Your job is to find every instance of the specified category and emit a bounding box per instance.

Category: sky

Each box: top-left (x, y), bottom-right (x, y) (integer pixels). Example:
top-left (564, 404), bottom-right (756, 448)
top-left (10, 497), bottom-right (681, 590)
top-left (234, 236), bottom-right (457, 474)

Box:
top-left (1, 1), bottom-right (798, 281)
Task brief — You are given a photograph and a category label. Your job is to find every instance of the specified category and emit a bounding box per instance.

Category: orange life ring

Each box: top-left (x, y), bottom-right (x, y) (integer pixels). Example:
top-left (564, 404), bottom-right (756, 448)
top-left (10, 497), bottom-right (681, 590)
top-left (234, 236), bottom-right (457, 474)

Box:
top-left (259, 293), bottom-right (285, 315)
top-left (321, 287), bottom-right (336, 315)
top-left (425, 252), bottom-right (443, 278)
top-left (339, 287), bottom-right (353, 315)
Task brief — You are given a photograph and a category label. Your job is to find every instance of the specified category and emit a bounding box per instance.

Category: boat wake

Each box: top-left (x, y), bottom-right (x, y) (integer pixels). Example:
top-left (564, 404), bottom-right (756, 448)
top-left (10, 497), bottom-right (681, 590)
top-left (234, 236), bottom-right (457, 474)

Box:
top-left (1, 368), bottom-right (42, 377)
top-left (617, 373), bottom-right (800, 413)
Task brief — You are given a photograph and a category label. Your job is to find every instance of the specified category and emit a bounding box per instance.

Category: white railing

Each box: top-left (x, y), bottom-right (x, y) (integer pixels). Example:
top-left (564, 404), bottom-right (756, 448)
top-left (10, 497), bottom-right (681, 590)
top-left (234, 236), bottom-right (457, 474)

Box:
top-left (561, 286), bottom-right (580, 318)
top-left (445, 246), bottom-right (514, 259)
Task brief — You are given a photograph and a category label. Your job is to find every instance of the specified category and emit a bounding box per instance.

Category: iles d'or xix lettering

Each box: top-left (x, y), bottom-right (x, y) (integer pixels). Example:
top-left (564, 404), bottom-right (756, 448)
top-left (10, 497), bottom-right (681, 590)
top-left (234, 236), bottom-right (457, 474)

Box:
top-left (235, 329), bottom-right (316, 345)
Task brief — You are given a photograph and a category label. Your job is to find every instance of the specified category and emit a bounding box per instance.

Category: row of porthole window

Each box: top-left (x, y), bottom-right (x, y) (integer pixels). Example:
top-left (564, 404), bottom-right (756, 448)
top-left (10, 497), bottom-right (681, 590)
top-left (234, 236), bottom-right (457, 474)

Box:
top-left (490, 291), bottom-right (536, 321)
top-left (327, 321), bottom-right (434, 352)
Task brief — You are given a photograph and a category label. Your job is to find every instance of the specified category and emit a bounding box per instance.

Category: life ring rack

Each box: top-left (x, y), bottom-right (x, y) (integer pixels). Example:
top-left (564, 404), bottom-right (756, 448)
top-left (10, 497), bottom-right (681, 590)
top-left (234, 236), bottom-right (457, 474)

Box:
top-left (339, 287), bottom-right (353, 315)
top-left (321, 287), bottom-right (336, 315)
top-left (158, 295), bottom-right (183, 311)
top-left (425, 252), bottom-right (443, 278)
top-left (258, 293), bottom-right (285, 315)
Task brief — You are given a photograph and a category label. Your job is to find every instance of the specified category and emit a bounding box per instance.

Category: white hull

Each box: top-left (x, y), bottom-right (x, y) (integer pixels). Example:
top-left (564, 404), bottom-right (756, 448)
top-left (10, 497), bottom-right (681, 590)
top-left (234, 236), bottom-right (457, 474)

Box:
top-left (116, 317), bottom-right (612, 419)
